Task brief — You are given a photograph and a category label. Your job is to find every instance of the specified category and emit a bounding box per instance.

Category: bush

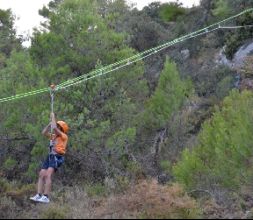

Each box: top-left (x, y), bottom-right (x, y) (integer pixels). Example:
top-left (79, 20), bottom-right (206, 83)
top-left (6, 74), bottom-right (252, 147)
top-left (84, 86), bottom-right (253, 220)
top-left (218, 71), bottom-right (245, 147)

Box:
top-left (6, 184), bottom-right (35, 207)
top-left (126, 161), bottom-right (143, 179)
top-left (0, 196), bottom-right (20, 219)
top-left (159, 2), bottom-right (186, 22)
top-left (212, 0), bottom-right (232, 19)
top-left (86, 183), bottom-right (108, 197)
top-left (143, 57), bottom-right (192, 130)
top-left (94, 179), bottom-right (201, 219)
top-left (173, 90), bottom-right (253, 190)
top-left (160, 160), bottom-right (171, 174)
top-left (115, 175), bottom-right (131, 192)
top-left (0, 178), bottom-right (9, 194)
top-left (41, 205), bottom-right (68, 219)
top-left (3, 157), bottom-right (17, 171)
top-left (215, 76), bottom-right (234, 100)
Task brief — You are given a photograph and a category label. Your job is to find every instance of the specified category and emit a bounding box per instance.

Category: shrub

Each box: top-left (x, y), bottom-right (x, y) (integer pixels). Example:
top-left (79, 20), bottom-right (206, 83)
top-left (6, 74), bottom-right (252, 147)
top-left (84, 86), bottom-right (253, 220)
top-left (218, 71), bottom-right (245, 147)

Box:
top-left (173, 90), bottom-right (253, 190)
top-left (86, 183), bottom-right (108, 197)
top-left (0, 178), bottom-right (9, 194)
top-left (3, 157), bottom-right (17, 171)
top-left (115, 175), bottom-right (131, 192)
top-left (143, 58), bottom-right (192, 130)
top-left (212, 0), bottom-right (232, 19)
top-left (126, 161), bottom-right (143, 179)
top-left (160, 160), bottom-right (171, 174)
top-left (41, 205), bottom-right (68, 219)
top-left (94, 179), bottom-right (201, 219)
top-left (6, 184), bottom-right (35, 207)
top-left (0, 196), bottom-right (20, 219)
top-left (159, 2), bottom-right (186, 22)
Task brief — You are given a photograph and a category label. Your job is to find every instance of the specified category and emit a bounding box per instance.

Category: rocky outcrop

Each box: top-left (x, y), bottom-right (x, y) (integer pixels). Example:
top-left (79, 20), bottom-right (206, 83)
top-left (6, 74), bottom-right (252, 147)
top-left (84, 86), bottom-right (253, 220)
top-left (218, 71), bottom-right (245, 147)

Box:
top-left (216, 42), bottom-right (253, 69)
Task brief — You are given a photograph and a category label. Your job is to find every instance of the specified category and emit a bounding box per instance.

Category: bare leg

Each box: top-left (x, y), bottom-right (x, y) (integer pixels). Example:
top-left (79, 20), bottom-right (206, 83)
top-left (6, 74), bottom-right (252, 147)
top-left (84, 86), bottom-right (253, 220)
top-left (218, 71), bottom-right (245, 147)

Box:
top-left (38, 169), bottom-right (47, 194)
top-left (44, 168), bottom-right (55, 196)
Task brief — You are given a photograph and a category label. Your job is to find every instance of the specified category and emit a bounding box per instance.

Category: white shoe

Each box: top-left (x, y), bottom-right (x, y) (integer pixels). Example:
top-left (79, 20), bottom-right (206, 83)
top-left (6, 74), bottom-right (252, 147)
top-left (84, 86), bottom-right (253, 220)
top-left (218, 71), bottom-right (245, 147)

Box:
top-left (30, 194), bottom-right (42, 202)
top-left (37, 195), bottom-right (50, 204)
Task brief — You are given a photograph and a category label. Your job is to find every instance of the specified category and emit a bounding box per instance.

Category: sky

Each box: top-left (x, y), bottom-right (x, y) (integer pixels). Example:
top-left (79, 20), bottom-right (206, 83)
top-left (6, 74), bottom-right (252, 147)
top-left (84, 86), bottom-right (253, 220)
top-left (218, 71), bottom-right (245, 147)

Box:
top-left (0, 0), bottom-right (200, 46)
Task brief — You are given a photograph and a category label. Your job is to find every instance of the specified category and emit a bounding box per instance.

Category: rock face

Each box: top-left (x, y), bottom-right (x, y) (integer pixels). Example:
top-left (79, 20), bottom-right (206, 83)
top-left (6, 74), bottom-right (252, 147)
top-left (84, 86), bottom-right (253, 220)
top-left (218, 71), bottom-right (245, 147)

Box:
top-left (216, 42), bottom-right (253, 69)
top-left (181, 49), bottom-right (190, 60)
top-left (233, 43), bottom-right (253, 68)
top-left (216, 42), bottom-right (253, 92)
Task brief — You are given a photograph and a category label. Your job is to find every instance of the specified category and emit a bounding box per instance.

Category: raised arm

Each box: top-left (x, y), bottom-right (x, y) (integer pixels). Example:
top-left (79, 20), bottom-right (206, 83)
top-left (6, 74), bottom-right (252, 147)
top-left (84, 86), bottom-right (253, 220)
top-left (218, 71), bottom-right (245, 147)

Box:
top-left (50, 112), bottom-right (63, 136)
top-left (42, 123), bottom-right (51, 137)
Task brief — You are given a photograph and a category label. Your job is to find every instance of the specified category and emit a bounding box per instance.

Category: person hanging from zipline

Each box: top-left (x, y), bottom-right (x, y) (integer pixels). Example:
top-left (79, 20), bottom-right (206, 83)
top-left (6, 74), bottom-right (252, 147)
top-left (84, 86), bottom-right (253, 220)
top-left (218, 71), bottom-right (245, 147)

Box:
top-left (30, 85), bottom-right (69, 204)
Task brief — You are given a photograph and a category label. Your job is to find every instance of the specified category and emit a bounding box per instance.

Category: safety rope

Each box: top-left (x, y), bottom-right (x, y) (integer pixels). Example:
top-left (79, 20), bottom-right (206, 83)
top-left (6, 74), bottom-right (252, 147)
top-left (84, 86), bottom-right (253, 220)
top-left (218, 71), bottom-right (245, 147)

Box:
top-left (49, 84), bottom-right (55, 153)
top-left (0, 8), bottom-right (252, 104)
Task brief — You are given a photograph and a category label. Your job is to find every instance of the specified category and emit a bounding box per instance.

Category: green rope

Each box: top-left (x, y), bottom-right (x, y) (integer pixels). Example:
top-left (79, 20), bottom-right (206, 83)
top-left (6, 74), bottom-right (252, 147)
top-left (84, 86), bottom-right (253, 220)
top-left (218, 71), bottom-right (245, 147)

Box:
top-left (0, 8), bottom-right (252, 104)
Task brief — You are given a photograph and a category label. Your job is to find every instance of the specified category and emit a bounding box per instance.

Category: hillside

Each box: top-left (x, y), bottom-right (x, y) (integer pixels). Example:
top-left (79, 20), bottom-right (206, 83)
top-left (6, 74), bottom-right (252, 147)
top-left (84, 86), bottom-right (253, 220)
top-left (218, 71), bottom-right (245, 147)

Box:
top-left (0, 0), bottom-right (253, 219)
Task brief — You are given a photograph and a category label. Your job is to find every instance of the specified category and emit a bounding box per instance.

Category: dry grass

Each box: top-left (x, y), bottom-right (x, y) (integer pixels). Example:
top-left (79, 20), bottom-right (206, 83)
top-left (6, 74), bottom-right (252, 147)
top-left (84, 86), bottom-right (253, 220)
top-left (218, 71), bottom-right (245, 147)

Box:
top-left (94, 179), bottom-right (201, 219)
top-left (0, 178), bottom-right (202, 219)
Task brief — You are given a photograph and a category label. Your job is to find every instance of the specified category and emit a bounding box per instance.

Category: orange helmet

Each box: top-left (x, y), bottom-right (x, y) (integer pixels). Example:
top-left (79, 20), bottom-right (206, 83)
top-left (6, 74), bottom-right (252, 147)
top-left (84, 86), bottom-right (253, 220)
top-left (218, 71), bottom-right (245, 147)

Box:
top-left (57, 121), bottom-right (69, 133)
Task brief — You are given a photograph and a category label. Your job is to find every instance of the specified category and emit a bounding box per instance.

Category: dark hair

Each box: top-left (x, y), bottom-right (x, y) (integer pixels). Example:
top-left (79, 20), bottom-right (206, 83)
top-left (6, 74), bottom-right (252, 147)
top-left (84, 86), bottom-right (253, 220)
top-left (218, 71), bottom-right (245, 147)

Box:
top-left (57, 123), bottom-right (64, 132)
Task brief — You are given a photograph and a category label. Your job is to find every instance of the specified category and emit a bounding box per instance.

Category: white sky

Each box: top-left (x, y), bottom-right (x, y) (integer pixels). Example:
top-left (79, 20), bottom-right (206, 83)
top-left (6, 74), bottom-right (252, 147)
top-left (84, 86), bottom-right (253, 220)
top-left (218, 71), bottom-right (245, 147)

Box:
top-left (0, 0), bottom-right (200, 46)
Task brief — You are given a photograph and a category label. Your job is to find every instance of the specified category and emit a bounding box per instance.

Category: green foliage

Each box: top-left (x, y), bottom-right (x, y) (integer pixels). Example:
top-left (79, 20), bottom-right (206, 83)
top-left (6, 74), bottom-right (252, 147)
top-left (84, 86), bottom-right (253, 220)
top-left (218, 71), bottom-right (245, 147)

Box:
top-left (0, 0), bottom-right (149, 182)
top-left (0, 9), bottom-right (21, 56)
top-left (212, 0), bottom-right (232, 18)
top-left (25, 162), bottom-right (39, 181)
top-left (224, 35), bottom-right (242, 60)
top-left (173, 90), bottom-right (253, 189)
top-left (106, 127), bottom-right (136, 153)
top-left (41, 206), bottom-right (68, 219)
top-left (160, 160), bottom-right (171, 174)
top-left (215, 76), bottom-right (234, 100)
top-left (126, 161), bottom-right (142, 176)
top-left (114, 175), bottom-right (130, 192)
top-left (159, 2), bottom-right (186, 22)
top-left (0, 178), bottom-right (10, 194)
top-left (86, 183), bottom-right (108, 197)
top-left (3, 158), bottom-right (17, 171)
top-left (143, 58), bottom-right (192, 130)
top-left (212, 0), bottom-right (253, 19)
top-left (195, 66), bottom-right (234, 98)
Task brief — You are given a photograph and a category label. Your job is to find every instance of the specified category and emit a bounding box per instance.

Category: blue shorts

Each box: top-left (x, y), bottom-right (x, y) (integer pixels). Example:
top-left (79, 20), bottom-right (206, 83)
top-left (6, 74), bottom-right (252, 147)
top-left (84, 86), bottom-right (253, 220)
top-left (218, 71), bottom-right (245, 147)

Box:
top-left (41, 154), bottom-right (64, 170)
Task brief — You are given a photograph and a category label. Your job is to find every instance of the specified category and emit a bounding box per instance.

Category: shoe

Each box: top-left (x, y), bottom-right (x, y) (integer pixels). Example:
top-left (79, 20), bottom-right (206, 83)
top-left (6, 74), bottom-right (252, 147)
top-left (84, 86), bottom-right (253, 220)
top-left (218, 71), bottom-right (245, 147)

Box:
top-left (30, 194), bottom-right (42, 202)
top-left (37, 195), bottom-right (50, 204)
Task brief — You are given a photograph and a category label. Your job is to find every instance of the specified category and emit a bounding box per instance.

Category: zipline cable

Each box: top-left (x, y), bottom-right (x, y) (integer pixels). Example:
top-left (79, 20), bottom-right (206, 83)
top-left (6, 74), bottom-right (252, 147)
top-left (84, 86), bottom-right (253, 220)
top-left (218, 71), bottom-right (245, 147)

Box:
top-left (0, 8), bottom-right (252, 103)
top-left (58, 27), bottom-right (222, 90)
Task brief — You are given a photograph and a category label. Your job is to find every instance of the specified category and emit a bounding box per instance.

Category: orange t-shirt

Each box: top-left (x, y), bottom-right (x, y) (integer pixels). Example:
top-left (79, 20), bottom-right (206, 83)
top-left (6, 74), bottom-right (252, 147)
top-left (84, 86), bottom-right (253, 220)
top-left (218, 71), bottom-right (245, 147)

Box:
top-left (51, 132), bottom-right (68, 155)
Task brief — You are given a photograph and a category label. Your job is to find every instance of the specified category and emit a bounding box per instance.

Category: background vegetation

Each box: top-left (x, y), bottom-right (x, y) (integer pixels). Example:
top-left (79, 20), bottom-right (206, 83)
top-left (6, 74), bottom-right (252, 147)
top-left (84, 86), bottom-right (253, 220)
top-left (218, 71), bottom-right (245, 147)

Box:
top-left (0, 0), bottom-right (253, 218)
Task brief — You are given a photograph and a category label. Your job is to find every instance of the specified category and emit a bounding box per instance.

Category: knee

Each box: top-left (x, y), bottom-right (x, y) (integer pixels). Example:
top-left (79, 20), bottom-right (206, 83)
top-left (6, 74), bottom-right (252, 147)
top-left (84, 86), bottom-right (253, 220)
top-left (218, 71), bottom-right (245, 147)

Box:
top-left (45, 172), bottom-right (52, 181)
top-left (39, 170), bottom-right (46, 179)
